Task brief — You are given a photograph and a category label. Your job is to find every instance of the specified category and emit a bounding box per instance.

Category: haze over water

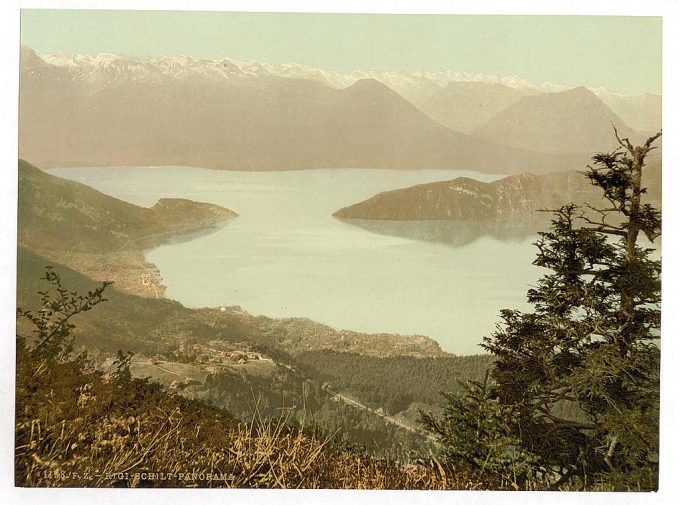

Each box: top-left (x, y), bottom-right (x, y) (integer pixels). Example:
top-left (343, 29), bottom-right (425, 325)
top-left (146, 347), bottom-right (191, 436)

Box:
top-left (49, 166), bottom-right (541, 355)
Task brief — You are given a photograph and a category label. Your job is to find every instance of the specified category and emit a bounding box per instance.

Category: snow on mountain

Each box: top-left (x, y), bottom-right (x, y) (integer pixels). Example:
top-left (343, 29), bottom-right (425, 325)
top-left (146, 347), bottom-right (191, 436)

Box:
top-left (22, 47), bottom-right (660, 132)
top-left (24, 47), bottom-right (628, 98)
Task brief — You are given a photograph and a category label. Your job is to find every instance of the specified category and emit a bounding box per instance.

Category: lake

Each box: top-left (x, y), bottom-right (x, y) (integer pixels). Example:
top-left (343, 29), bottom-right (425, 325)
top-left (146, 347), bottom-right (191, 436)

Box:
top-left (49, 167), bottom-right (541, 355)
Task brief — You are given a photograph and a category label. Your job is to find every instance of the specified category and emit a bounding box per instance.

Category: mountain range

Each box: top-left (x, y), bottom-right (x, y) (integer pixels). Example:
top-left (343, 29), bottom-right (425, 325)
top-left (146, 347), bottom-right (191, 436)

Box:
top-left (19, 47), bottom-right (661, 173)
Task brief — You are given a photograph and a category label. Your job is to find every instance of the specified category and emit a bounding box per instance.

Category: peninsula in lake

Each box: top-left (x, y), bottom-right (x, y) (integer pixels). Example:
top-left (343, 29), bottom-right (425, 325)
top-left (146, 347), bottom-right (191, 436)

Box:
top-left (333, 160), bottom-right (661, 246)
top-left (18, 159), bottom-right (238, 296)
top-left (334, 162), bottom-right (661, 221)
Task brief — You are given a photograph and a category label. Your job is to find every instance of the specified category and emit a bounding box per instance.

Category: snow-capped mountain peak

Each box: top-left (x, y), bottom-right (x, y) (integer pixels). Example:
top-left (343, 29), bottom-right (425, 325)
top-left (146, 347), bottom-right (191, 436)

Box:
top-left (18, 47), bottom-right (576, 93)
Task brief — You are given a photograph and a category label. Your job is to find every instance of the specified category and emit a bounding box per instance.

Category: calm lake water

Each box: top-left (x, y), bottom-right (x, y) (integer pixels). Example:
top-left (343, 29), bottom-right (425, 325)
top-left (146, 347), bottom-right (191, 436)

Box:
top-left (49, 167), bottom-right (541, 355)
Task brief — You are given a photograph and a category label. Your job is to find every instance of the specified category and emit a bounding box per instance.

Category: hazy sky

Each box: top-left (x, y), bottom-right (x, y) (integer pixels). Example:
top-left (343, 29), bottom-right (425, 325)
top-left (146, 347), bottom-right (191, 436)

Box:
top-left (20, 10), bottom-right (662, 95)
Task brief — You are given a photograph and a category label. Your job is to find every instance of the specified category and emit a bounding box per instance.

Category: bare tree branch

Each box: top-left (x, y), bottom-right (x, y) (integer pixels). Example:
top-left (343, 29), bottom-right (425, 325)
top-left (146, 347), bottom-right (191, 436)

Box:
top-left (612, 124), bottom-right (634, 153)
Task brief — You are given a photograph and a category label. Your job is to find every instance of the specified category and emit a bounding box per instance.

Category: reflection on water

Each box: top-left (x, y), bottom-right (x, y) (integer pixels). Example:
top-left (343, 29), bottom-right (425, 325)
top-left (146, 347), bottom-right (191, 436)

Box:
top-left (133, 220), bottom-right (236, 250)
top-left (47, 166), bottom-right (541, 355)
top-left (338, 215), bottom-right (551, 248)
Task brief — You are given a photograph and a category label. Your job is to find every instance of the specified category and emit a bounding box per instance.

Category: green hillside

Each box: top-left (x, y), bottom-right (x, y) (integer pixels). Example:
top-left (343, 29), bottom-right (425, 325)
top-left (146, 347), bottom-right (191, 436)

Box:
top-left (18, 159), bottom-right (238, 296)
top-left (18, 159), bottom-right (237, 253)
top-left (16, 247), bottom-right (262, 354)
top-left (297, 350), bottom-right (494, 412)
top-left (16, 336), bottom-right (466, 489)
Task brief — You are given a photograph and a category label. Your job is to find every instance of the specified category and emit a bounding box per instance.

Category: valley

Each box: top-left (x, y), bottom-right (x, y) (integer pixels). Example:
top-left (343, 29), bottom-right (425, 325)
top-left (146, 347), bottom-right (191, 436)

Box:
top-left (47, 165), bottom-right (538, 355)
top-left (16, 159), bottom-right (500, 458)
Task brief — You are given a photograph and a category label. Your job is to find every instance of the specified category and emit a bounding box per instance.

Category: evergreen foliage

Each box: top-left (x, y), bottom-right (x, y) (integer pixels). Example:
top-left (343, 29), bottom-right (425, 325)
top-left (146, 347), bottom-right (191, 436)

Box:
top-left (421, 131), bottom-right (661, 490)
top-left (419, 371), bottom-right (538, 486)
top-left (297, 350), bottom-right (493, 409)
top-left (480, 131), bottom-right (662, 489)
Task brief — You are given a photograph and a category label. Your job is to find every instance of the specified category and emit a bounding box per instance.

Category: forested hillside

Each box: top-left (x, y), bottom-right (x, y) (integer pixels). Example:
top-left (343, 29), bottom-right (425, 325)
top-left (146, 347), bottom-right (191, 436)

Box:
top-left (297, 351), bottom-right (493, 412)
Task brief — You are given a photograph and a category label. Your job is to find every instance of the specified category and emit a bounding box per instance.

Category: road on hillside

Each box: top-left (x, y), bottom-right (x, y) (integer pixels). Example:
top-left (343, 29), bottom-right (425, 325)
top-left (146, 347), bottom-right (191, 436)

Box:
top-left (327, 389), bottom-right (437, 442)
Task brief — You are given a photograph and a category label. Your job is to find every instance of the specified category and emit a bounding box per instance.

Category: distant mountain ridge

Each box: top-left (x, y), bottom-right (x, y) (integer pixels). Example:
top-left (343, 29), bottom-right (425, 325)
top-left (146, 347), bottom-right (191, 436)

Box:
top-left (472, 87), bottom-right (639, 155)
top-left (23, 46), bottom-right (656, 99)
top-left (20, 47), bottom-right (586, 173)
top-left (20, 47), bottom-right (659, 173)
top-left (22, 46), bottom-right (660, 131)
top-left (416, 81), bottom-right (532, 134)
top-left (20, 47), bottom-right (588, 95)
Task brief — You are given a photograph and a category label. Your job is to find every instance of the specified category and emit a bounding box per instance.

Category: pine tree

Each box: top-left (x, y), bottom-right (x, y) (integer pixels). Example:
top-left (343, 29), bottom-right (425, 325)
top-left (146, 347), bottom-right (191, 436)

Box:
top-left (420, 371), bottom-right (538, 486)
top-left (482, 130), bottom-right (662, 489)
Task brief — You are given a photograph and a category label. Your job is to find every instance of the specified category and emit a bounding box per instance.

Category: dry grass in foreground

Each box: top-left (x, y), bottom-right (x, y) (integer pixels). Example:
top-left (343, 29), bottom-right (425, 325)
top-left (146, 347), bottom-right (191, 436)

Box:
top-left (16, 349), bottom-right (504, 489)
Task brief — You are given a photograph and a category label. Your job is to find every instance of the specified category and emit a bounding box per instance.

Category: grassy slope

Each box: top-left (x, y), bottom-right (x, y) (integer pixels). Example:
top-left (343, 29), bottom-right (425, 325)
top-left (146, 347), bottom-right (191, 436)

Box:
top-left (17, 348), bottom-right (480, 489)
top-left (17, 247), bottom-right (262, 354)
top-left (215, 310), bottom-right (446, 358)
